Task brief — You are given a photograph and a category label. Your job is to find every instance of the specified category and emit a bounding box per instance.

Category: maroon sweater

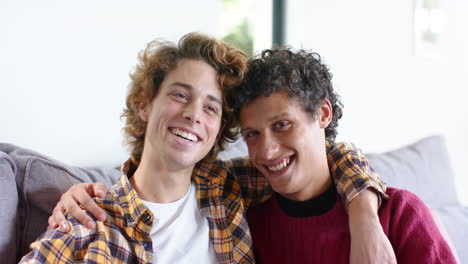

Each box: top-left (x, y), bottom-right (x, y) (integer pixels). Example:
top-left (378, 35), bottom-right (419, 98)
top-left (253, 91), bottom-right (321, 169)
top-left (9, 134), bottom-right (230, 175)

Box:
top-left (247, 187), bottom-right (456, 264)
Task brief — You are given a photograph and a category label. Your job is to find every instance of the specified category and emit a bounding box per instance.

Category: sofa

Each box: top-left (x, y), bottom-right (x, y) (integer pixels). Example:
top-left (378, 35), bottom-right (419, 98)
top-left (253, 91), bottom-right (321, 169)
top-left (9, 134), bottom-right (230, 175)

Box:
top-left (1, 135), bottom-right (467, 263)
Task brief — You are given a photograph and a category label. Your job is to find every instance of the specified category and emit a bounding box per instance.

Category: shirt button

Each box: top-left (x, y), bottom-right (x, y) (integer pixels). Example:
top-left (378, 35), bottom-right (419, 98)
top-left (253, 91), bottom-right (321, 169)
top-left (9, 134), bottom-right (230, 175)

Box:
top-left (143, 241), bottom-right (151, 251)
top-left (143, 213), bottom-right (151, 223)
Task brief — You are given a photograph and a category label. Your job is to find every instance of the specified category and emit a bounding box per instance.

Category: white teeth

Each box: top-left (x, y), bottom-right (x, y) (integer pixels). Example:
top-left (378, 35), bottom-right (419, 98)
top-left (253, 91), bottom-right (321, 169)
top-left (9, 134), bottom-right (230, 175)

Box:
top-left (268, 158), bottom-right (290, 172)
top-left (170, 128), bottom-right (198, 142)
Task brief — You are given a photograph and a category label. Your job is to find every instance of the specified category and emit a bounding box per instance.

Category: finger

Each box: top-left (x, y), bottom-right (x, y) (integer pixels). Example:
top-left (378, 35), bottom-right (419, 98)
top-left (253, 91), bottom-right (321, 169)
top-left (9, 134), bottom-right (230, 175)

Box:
top-left (48, 215), bottom-right (58, 229)
top-left (76, 190), bottom-right (107, 222)
top-left (49, 205), bottom-right (66, 229)
top-left (68, 183), bottom-right (107, 221)
top-left (91, 182), bottom-right (108, 198)
top-left (61, 195), bottom-right (96, 229)
top-left (48, 216), bottom-right (56, 229)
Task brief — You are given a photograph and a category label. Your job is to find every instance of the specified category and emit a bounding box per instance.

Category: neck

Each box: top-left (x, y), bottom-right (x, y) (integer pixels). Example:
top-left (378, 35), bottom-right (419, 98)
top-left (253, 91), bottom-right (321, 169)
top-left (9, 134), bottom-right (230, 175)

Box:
top-left (284, 163), bottom-right (332, 201)
top-left (130, 148), bottom-right (194, 203)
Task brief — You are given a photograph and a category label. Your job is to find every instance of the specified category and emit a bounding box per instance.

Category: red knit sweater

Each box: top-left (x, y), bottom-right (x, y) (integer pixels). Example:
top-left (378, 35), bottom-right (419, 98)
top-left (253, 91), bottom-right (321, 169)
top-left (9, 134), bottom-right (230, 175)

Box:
top-left (247, 187), bottom-right (457, 264)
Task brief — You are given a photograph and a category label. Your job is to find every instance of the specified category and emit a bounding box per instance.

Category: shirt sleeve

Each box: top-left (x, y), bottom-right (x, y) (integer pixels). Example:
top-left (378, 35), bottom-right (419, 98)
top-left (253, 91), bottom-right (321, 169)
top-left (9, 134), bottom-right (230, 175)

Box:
top-left (19, 228), bottom-right (76, 264)
top-left (18, 216), bottom-right (102, 264)
top-left (224, 157), bottom-right (273, 209)
top-left (327, 141), bottom-right (388, 210)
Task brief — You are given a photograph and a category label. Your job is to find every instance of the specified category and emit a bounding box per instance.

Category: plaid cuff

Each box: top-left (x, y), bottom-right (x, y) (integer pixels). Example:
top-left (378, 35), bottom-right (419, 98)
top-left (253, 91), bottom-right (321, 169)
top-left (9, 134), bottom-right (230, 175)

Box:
top-left (327, 141), bottom-right (388, 211)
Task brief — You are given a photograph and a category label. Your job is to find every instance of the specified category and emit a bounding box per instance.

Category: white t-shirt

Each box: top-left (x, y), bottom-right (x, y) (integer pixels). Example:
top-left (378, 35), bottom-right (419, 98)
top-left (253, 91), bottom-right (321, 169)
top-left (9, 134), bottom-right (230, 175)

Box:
top-left (141, 182), bottom-right (217, 263)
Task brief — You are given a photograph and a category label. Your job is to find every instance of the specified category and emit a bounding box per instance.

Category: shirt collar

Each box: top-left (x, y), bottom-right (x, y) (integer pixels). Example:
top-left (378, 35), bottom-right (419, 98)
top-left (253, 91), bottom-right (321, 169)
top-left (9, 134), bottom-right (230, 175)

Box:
top-left (115, 160), bottom-right (151, 228)
top-left (118, 158), bottom-right (226, 220)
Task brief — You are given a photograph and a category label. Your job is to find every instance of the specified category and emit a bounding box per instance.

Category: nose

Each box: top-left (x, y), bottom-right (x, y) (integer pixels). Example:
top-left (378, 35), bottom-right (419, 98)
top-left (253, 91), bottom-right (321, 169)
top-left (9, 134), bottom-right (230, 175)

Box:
top-left (182, 101), bottom-right (202, 124)
top-left (257, 133), bottom-right (280, 162)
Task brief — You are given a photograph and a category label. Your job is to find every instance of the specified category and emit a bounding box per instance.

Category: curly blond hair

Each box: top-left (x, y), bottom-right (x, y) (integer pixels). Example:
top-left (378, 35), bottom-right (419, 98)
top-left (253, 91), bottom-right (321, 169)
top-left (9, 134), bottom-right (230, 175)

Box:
top-left (122, 33), bottom-right (248, 166)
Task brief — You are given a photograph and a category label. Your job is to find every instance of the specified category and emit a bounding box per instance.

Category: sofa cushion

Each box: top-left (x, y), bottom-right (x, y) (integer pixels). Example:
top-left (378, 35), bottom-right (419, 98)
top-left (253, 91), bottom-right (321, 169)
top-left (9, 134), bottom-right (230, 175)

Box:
top-left (0, 143), bottom-right (120, 262)
top-left (366, 135), bottom-right (459, 208)
top-left (0, 151), bottom-right (18, 264)
top-left (430, 208), bottom-right (461, 263)
top-left (434, 205), bottom-right (468, 263)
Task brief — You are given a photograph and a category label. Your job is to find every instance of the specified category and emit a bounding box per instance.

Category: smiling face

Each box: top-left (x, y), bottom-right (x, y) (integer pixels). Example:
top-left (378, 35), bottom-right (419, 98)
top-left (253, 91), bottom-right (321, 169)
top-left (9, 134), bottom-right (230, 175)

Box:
top-left (139, 59), bottom-right (222, 171)
top-left (240, 91), bottom-right (333, 201)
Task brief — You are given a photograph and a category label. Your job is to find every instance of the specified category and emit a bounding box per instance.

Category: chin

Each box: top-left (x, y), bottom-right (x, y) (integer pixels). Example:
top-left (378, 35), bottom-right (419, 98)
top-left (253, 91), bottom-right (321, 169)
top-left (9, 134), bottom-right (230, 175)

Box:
top-left (270, 181), bottom-right (292, 195)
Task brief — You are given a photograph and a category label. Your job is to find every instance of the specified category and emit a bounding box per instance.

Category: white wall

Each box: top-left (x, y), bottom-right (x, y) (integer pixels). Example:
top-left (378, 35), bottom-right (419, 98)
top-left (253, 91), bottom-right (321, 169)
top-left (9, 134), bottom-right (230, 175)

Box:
top-left (0, 0), bottom-right (220, 167)
top-left (286, 0), bottom-right (468, 205)
top-left (2, 0), bottom-right (466, 205)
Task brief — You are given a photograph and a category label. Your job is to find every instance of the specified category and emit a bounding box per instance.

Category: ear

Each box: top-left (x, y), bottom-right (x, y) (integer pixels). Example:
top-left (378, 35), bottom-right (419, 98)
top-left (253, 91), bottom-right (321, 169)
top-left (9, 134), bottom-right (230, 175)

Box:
top-left (318, 99), bottom-right (333, 129)
top-left (138, 101), bottom-right (150, 122)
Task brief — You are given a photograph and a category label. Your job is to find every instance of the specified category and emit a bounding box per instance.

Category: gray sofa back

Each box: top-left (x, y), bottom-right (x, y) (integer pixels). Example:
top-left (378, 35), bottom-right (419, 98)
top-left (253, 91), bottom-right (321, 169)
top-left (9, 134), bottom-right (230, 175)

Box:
top-left (0, 151), bottom-right (18, 264)
top-left (0, 143), bottom-right (120, 263)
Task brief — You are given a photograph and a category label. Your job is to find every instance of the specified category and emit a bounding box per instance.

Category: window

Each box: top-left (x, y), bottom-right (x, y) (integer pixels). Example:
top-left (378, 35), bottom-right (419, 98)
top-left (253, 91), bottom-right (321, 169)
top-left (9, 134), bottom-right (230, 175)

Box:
top-left (219, 0), bottom-right (273, 56)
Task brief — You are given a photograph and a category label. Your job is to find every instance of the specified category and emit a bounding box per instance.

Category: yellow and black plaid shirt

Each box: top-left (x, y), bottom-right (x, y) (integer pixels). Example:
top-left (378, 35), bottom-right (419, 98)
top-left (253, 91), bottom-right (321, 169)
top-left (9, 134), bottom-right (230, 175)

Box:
top-left (20, 142), bottom-right (387, 264)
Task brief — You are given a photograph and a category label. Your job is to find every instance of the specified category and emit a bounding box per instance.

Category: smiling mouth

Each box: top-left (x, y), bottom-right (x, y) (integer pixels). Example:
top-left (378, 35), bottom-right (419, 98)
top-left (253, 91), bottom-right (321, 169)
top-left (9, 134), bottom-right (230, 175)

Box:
top-left (266, 155), bottom-right (294, 172)
top-left (169, 128), bottom-right (200, 142)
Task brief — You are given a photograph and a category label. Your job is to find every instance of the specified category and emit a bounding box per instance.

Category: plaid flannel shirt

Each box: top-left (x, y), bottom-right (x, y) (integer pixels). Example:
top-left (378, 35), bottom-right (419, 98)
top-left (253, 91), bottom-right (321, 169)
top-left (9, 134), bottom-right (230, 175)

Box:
top-left (20, 142), bottom-right (387, 264)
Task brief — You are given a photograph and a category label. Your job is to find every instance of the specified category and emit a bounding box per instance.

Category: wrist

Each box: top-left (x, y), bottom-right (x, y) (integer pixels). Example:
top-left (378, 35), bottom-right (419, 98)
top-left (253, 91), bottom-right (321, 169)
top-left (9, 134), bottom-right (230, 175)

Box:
top-left (348, 189), bottom-right (380, 229)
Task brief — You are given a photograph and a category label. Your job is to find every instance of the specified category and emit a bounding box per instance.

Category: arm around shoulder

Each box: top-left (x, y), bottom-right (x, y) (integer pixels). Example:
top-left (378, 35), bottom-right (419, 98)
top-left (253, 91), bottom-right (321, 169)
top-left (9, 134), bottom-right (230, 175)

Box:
top-left (327, 142), bottom-right (396, 264)
top-left (327, 141), bottom-right (388, 209)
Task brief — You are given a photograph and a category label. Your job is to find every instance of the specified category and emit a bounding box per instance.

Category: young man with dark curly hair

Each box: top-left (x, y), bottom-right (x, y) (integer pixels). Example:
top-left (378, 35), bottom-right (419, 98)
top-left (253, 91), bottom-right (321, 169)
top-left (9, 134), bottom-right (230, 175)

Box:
top-left (231, 48), bottom-right (457, 263)
top-left (27, 34), bottom-right (396, 263)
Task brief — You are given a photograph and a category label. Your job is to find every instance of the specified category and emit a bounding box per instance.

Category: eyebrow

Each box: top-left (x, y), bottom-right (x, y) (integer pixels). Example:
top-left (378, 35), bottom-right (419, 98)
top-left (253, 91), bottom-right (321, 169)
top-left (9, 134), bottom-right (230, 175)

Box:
top-left (241, 112), bottom-right (291, 134)
top-left (171, 82), bottom-right (222, 106)
top-left (267, 112), bottom-right (291, 122)
top-left (240, 127), bottom-right (251, 135)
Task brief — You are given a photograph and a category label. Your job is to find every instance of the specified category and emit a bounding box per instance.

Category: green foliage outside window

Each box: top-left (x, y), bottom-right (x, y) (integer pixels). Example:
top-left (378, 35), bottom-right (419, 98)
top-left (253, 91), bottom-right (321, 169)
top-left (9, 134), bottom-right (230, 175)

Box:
top-left (220, 0), bottom-right (254, 57)
top-left (222, 19), bottom-right (253, 56)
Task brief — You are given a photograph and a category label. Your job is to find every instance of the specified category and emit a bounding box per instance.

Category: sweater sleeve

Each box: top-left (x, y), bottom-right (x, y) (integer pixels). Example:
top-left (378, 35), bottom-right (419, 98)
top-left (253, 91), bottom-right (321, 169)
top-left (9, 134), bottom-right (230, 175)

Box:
top-left (384, 189), bottom-right (457, 264)
top-left (326, 141), bottom-right (388, 210)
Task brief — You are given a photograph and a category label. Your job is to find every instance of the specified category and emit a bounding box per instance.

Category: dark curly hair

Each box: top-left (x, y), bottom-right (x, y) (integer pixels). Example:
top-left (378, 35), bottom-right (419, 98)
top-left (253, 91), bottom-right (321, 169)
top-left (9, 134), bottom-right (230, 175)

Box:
top-left (229, 48), bottom-right (343, 141)
top-left (122, 33), bottom-right (248, 166)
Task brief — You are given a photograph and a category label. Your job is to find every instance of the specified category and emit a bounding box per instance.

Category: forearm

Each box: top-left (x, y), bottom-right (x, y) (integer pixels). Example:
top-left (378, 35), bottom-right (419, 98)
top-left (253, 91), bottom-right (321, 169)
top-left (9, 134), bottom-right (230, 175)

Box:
top-left (348, 188), bottom-right (381, 246)
top-left (328, 142), bottom-right (396, 264)
top-left (347, 189), bottom-right (396, 264)
top-left (348, 189), bottom-right (380, 225)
